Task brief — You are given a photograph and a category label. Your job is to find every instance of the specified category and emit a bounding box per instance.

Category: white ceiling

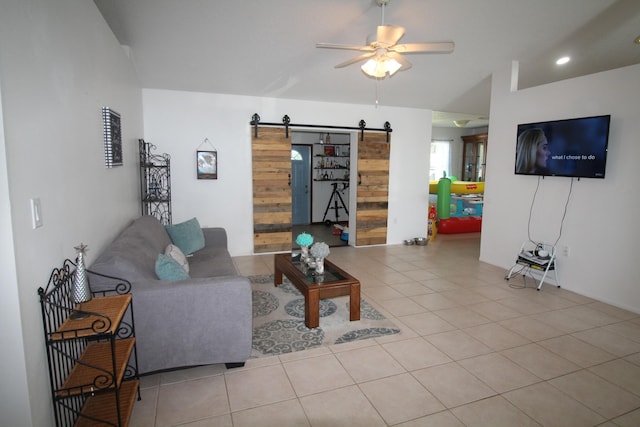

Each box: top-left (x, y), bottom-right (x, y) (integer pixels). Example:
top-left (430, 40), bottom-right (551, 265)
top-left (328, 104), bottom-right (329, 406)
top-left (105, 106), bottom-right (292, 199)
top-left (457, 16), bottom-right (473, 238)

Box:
top-left (94, 0), bottom-right (640, 128)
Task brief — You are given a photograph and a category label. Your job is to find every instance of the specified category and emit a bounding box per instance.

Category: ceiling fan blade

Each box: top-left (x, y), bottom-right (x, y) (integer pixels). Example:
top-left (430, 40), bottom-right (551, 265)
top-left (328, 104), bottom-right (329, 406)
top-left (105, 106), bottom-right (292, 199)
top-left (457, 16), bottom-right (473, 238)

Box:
top-left (392, 42), bottom-right (455, 54)
top-left (387, 52), bottom-right (412, 71)
top-left (376, 25), bottom-right (405, 46)
top-left (334, 52), bottom-right (376, 68)
top-left (316, 43), bottom-right (374, 52)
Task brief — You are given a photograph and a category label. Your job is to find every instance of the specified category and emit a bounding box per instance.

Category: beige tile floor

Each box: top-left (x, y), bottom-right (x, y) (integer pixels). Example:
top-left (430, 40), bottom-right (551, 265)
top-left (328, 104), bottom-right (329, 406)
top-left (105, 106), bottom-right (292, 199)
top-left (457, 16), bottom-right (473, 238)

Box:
top-left (130, 234), bottom-right (640, 426)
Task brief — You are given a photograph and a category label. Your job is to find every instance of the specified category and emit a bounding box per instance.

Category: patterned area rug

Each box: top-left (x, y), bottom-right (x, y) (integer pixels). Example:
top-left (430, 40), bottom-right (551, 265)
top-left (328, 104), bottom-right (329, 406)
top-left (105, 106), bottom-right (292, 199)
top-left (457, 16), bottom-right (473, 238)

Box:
top-left (249, 274), bottom-right (401, 358)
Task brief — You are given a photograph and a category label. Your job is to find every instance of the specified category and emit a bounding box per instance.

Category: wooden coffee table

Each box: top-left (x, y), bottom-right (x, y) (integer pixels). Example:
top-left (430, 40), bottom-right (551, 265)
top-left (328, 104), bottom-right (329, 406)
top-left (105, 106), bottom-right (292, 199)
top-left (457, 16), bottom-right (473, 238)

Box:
top-left (274, 253), bottom-right (360, 329)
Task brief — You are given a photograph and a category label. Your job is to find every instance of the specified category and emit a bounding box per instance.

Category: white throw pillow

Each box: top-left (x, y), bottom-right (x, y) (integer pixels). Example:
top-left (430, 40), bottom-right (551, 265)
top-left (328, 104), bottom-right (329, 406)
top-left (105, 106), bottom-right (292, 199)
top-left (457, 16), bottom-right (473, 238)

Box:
top-left (165, 244), bottom-right (189, 274)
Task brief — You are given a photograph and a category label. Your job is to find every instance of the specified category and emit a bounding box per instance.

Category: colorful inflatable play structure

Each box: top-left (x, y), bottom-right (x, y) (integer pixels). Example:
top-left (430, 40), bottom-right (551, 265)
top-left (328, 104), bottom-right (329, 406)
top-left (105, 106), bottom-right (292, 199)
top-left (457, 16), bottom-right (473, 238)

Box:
top-left (429, 176), bottom-right (484, 234)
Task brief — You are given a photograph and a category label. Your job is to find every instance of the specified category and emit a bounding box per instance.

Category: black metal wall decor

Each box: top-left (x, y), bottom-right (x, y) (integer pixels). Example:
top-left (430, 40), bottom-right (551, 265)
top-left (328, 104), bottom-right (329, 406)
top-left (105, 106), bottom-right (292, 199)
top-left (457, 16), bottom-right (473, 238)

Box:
top-left (102, 107), bottom-right (123, 167)
top-left (249, 113), bottom-right (392, 142)
top-left (139, 139), bottom-right (172, 225)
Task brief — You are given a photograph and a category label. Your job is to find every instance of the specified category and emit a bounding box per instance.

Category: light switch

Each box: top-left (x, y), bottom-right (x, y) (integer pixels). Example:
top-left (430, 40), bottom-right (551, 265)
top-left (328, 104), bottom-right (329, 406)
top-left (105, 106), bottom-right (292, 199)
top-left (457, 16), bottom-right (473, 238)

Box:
top-left (31, 198), bottom-right (43, 229)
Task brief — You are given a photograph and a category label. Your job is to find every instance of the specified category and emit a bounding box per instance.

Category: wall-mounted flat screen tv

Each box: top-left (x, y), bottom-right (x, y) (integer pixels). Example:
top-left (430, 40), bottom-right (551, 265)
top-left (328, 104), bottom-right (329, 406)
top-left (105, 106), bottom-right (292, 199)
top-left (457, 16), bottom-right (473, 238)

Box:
top-left (515, 115), bottom-right (610, 178)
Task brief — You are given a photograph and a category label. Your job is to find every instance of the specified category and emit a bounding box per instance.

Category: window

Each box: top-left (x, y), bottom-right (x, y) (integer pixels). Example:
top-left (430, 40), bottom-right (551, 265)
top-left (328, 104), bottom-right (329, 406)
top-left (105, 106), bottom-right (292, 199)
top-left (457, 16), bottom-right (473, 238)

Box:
top-left (291, 149), bottom-right (302, 161)
top-left (429, 140), bottom-right (450, 181)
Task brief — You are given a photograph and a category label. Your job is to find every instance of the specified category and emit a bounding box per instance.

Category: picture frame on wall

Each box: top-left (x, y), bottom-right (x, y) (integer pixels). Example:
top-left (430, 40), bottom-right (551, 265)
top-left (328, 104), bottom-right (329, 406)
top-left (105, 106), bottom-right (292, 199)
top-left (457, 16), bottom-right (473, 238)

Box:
top-left (197, 150), bottom-right (217, 179)
top-left (102, 107), bottom-right (123, 167)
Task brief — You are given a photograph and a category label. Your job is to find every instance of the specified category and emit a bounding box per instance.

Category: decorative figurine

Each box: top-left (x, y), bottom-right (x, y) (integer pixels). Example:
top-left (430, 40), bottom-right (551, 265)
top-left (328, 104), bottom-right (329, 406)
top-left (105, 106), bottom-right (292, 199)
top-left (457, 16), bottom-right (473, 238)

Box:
top-left (310, 242), bottom-right (330, 274)
top-left (70, 243), bottom-right (92, 319)
top-left (296, 233), bottom-right (314, 263)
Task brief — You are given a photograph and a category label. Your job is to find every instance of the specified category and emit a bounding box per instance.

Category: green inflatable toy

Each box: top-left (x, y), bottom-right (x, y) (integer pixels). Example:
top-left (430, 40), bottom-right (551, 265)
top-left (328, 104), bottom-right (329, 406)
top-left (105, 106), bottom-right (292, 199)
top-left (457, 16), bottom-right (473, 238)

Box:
top-left (437, 173), bottom-right (451, 219)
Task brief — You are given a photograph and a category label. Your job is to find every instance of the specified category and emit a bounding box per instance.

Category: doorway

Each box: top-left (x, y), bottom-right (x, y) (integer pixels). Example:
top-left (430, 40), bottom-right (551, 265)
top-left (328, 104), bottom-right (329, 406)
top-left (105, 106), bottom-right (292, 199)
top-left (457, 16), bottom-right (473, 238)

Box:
top-left (251, 126), bottom-right (391, 252)
top-left (291, 145), bottom-right (311, 225)
top-left (291, 131), bottom-right (351, 247)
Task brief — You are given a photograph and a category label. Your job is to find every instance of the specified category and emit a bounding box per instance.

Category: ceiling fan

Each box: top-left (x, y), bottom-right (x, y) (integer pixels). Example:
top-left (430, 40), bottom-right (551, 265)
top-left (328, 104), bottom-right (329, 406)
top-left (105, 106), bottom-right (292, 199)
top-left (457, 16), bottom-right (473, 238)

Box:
top-left (316, 0), bottom-right (454, 79)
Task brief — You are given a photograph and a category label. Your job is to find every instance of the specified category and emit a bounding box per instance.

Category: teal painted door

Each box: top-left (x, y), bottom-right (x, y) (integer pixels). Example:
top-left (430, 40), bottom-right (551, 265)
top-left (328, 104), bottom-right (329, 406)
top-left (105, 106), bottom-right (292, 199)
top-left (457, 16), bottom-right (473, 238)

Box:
top-left (292, 145), bottom-right (311, 225)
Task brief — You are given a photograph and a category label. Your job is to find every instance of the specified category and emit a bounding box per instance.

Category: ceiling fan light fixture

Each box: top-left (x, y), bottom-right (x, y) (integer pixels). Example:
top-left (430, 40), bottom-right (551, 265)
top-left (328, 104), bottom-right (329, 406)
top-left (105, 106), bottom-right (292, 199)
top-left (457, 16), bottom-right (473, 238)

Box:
top-left (453, 119), bottom-right (470, 128)
top-left (316, 0), bottom-right (454, 80)
top-left (361, 56), bottom-right (402, 78)
top-left (361, 58), bottom-right (385, 78)
top-left (386, 57), bottom-right (402, 76)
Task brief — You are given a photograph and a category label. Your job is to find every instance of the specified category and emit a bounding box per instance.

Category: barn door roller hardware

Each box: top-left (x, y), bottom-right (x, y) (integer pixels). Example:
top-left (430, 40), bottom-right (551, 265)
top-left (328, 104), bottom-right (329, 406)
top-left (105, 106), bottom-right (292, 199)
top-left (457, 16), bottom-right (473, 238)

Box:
top-left (250, 114), bottom-right (391, 142)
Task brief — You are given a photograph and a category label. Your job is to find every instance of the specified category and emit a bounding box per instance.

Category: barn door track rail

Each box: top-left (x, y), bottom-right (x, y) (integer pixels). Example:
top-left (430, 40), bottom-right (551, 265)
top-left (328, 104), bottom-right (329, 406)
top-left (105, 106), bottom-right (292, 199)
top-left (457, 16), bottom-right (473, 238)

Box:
top-left (250, 114), bottom-right (392, 142)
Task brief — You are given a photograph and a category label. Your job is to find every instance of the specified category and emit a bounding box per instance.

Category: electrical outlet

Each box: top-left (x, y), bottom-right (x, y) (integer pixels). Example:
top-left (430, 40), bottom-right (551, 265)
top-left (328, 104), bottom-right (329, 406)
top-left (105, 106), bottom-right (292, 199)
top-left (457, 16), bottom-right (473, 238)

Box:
top-left (562, 245), bottom-right (570, 257)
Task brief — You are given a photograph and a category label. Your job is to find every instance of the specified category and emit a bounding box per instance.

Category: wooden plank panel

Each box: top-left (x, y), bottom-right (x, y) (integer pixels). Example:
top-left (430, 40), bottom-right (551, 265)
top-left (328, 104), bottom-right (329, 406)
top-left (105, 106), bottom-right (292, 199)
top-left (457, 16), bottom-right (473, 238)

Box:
top-left (357, 191), bottom-right (389, 198)
top-left (356, 236), bottom-right (386, 246)
top-left (358, 159), bottom-right (390, 171)
top-left (254, 242), bottom-right (292, 253)
top-left (357, 212), bottom-right (389, 221)
top-left (252, 171), bottom-right (290, 178)
top-left (356, 223), bottom-right (387, 232)
top-left (254, 224), bottom-right (292, 233)
top-left (357, 202), bottom-right (388, 209)
top-left (253, 192), bottom-right (291, 199)
top-left (252, 126), bottom-right (292, 253)
top-left (253, 212), bottom-right (292, 224)
top-left (253, 202), bottom-right (292, 211)
top-left (356, 194), bottom-right (388, 201)
top-left (356, 221), bottom-right (387, 229)
top-left (252, 161), bottom-right (291, 168)
top-left (356, 131), bottom-right (390, 246)
top-left (357, 230), bottom-right (387, 240)
top-left (254, 231), bottom-right (293, 245)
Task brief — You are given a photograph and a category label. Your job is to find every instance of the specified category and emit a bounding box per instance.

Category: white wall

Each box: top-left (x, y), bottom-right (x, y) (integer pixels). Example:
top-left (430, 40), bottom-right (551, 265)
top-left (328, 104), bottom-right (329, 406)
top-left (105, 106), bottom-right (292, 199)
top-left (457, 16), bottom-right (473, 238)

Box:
top-left (0, 0), bottom-right (144, 424)
top-left (143, 89), bottom-right (433, 255)
top-left (481, 62), bottom-right (640, 312)
top-left (0, 73), bottom-right (31, 427)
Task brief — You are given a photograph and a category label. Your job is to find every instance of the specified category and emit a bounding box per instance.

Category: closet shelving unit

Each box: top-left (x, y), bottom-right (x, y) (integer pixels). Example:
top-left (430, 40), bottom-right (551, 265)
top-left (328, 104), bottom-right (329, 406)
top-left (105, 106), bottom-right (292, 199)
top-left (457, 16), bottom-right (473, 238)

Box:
top-left (313, 143), bottom-right (350, 182)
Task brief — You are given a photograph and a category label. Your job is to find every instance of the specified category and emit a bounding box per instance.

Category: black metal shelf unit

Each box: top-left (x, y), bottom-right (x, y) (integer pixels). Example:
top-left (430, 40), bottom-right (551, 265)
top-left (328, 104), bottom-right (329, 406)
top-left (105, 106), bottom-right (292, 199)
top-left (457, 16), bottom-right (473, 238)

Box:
top-left (314, 145), bottom-right (350, 183)
top-left (38, 260), bottom-right (140, 426)
top-left (139, 139), bottom-right (172, 225)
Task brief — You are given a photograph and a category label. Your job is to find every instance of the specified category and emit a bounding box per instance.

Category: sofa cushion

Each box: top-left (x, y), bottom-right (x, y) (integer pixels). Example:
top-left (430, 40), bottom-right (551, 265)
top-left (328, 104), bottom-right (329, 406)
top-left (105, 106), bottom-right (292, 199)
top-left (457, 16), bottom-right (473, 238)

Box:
top-left (89, 216), bottom-right (173, 291)
top-left (165, 217), bottom-right (205, 255)
top-left (155, 254), bottom-right (190, 281)
top-left (189, 246), bottom-right (238, 278)
top-left (165, 244), bottom-right (189, 273)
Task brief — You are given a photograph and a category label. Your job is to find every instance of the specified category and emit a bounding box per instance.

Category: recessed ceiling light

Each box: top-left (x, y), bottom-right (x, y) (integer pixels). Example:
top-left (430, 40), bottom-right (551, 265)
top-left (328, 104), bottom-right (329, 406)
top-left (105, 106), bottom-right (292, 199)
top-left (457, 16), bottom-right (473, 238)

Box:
top-left (556, 56), bottom-right (570, 65)
top-left (635, 35), bottom-right (640, 45)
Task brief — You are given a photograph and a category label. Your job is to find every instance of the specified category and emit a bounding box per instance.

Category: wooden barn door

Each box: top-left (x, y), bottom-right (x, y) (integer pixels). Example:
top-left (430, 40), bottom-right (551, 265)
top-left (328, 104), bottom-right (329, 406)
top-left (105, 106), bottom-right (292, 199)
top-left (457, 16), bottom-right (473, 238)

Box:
top-left (356, 132), bottom-right (390, 246)
top-left (252, 127), bottom-right (292, 253)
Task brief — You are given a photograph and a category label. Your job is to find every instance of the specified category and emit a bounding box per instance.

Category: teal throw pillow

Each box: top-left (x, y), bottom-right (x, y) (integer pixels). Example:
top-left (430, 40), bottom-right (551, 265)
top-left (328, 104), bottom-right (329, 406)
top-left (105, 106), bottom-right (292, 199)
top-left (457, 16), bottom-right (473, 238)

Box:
top-left (164, 217), bottom-right (205, 255)
top-left (155, 254), bottom-right (190, 281)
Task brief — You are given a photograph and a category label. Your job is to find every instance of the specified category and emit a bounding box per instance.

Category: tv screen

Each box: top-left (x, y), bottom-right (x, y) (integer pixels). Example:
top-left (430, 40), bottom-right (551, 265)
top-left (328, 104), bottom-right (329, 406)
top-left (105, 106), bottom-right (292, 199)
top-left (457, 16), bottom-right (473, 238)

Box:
top-left (515, 115), bottom-right (610, 178)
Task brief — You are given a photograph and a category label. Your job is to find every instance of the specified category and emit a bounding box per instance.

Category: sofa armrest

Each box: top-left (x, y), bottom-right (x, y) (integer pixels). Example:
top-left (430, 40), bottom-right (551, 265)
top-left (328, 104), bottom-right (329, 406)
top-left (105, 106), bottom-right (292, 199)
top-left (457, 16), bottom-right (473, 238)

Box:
top-left (202, 227), bottom-right (228, 249)
top-left (130, 275), bottom-right (252, 373)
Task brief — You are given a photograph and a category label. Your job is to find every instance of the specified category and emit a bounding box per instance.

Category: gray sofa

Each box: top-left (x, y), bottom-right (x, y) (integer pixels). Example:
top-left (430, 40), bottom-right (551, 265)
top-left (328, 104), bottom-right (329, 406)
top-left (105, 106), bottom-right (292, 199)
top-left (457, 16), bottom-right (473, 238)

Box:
top-left (88, 215), bottom-right (252, 374)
